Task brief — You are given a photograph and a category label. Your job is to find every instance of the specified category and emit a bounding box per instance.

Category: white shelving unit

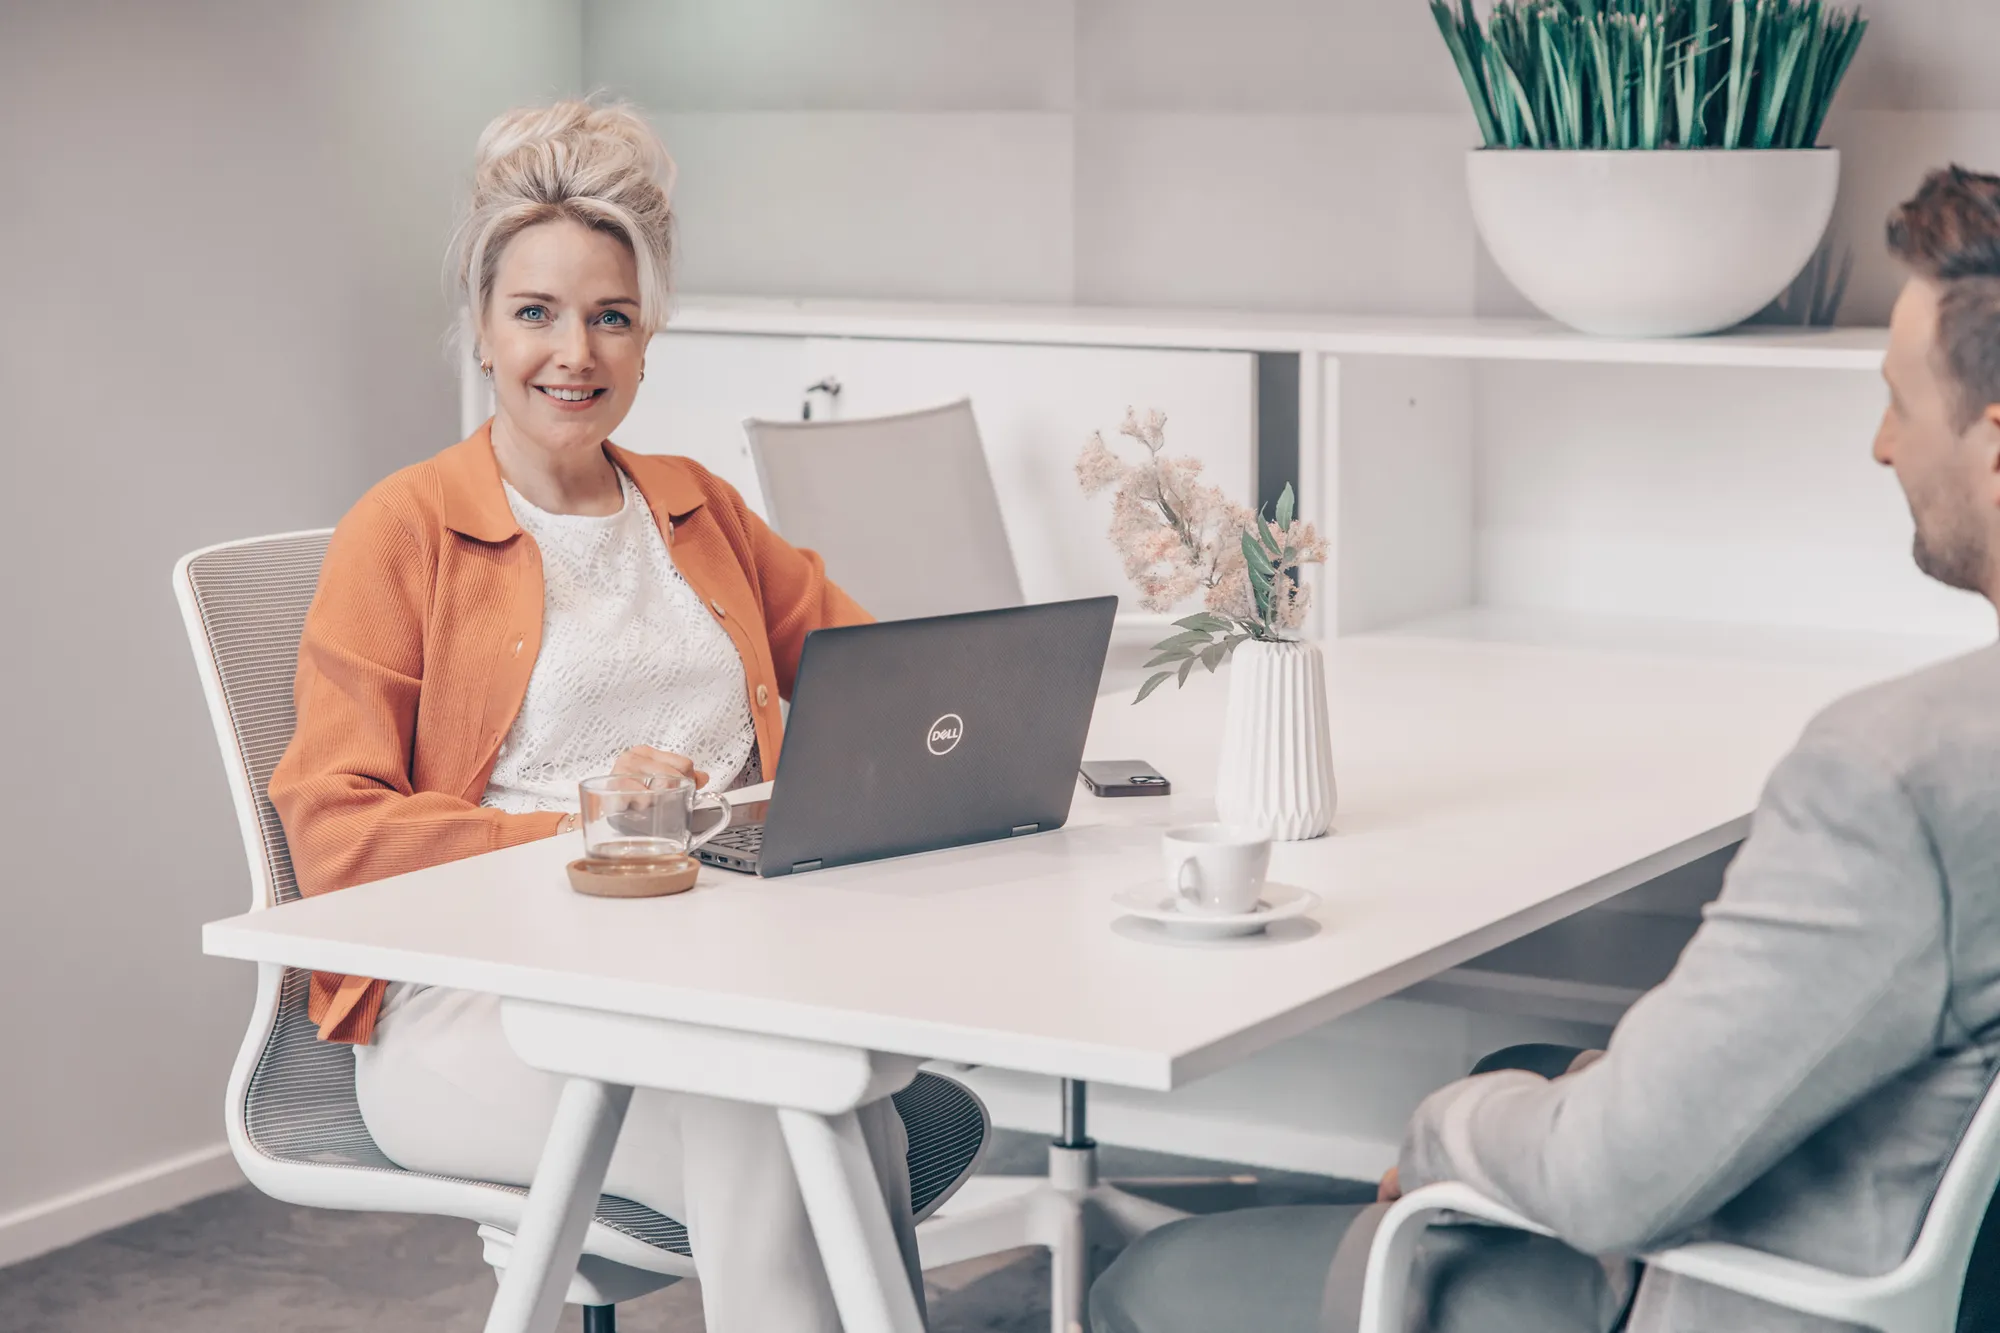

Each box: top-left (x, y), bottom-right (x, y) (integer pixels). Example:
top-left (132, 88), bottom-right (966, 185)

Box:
top-left (665, 294), bottom-right (1888, 367)
top-left (463, 296), bottom-right (1992, 1177)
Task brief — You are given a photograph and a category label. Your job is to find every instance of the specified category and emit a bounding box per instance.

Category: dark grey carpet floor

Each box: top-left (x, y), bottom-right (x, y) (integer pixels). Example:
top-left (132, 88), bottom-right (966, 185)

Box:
top-left (0, 1133), bottom-right (1372, 1332)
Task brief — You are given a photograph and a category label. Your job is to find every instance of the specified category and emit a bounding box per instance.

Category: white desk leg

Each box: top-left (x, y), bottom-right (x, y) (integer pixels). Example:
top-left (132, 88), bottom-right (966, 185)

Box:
top-left (484, 1077), bottom-right (634, 1333)
top-left (778, 1107), bottom-right (928, 1333)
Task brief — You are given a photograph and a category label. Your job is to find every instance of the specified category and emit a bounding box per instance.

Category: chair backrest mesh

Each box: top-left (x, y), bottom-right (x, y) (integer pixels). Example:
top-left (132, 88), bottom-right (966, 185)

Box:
top-left (182, 532), bottom-right (330, 909)
top-left (181, 533), bottom-right (396, 1168)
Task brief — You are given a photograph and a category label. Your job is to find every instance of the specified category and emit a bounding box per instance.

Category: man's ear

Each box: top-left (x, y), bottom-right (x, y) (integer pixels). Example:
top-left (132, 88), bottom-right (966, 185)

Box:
top-left (1982, 404), bottom-right (2000, 484)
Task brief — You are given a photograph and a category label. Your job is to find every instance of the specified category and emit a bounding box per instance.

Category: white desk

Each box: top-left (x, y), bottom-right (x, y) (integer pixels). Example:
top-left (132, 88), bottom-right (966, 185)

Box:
top-left (202, 631), bottom-right (1895, 1333)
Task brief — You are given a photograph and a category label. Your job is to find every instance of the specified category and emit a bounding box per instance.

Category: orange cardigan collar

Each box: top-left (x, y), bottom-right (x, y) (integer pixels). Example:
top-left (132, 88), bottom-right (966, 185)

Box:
top-left (435, 420), bottom-right (708, 543)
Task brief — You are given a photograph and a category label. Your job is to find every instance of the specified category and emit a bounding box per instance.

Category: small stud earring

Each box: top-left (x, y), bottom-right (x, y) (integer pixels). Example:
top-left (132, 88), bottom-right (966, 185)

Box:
top-left (479, 360), bottom-right (492, 378)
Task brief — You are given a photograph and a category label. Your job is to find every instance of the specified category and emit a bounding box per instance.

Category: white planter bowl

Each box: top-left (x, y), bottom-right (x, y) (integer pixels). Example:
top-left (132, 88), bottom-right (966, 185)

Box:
top-left (1467, 148), bottom-right (1840, 338)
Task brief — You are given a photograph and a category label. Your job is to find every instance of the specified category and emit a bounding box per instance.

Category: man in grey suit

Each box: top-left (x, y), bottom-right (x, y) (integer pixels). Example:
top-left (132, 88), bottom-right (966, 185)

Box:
top-left (1090, 165), bottom-right (2000, 1333)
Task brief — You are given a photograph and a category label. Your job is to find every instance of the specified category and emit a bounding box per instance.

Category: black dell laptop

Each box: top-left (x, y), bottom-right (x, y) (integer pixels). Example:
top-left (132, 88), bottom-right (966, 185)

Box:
top-left (698, 596), bottom-right (1117, 876)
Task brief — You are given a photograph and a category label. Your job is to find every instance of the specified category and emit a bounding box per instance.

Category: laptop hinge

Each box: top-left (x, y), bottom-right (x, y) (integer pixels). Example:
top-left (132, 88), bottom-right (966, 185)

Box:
top-left (791, 859), bottom-right (824, 874)
top-left (1011, 823), bottom-right (1039, 837)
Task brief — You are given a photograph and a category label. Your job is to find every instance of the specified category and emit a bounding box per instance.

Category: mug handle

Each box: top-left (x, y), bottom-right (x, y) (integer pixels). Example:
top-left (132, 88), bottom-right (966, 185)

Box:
top-left (1175, 856), bottom-right (1203, 907)
top-left (687, 792), bottom-right (734, 852)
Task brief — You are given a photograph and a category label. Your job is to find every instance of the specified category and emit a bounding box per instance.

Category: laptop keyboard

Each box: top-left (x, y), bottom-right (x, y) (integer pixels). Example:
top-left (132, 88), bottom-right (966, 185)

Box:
top-left (711, 824), bottom-right (763, 853)
top-left (698, 822), bottom-right (765, 874)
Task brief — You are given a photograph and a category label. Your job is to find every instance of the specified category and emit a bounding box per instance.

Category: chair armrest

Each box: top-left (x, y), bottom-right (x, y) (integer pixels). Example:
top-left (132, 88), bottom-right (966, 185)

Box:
top-left (1356, 1184), bottom-right (1553, 1333)
top-left (1356, 1183), bottom-right (1905, 1333)
top-left (1644, 1242), bottom-right (1900, 1326)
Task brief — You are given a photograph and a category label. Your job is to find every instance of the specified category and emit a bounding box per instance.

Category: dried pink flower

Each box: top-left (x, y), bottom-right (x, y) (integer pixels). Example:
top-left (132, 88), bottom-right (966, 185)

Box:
top-left (1075, 431), bottom-right (1126, 496)
top-left (1076, 407), bottom-right (1325, 637)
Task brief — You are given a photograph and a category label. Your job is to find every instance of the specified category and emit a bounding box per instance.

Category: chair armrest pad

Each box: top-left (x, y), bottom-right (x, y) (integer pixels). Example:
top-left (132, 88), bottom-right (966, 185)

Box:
top-left (1643, 1242), bottom-right (1885, 1321)
top-left (1382, 1182), bottom-right (1554, 1239)
top-left (1360, 1185), bottom-right (1892, 1332)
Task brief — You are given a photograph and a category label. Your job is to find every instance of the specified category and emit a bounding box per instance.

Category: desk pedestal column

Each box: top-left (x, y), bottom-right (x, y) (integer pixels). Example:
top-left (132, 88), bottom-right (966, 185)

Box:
top-left (919, 1079), bottom-right (1192, 1333)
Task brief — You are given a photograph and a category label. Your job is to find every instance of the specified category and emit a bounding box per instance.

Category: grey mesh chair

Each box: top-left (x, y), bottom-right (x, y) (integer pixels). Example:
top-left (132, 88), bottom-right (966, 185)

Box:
top-left (175, 530), bottom-right (990, 1333)
top-left (745, 399), bottom-right (1026, 621)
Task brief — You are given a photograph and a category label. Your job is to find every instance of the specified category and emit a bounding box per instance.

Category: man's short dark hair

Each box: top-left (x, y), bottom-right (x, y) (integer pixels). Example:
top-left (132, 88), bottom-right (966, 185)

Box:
top-left (1887, 165), bottom-right (2000, 429)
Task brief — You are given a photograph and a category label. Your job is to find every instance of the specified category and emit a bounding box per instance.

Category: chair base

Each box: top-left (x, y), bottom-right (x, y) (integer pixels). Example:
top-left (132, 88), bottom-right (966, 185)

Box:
top-left (917, 1141), bottom-right (1192, 1333)
top-left (582, 1305), bottom-right (616, 1333)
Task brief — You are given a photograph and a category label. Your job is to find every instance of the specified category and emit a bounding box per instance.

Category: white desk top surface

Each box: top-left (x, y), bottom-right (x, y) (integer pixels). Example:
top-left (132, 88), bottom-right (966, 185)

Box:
top-left (202, 631), bottom-right (1910, 1091)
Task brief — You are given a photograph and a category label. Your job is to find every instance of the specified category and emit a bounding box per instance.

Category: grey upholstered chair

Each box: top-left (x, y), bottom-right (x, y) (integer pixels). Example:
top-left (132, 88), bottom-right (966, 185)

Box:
top-left (745, 398), bottom-right (1026, 622)
top-left (175, 530), bottom-right (989, 1333)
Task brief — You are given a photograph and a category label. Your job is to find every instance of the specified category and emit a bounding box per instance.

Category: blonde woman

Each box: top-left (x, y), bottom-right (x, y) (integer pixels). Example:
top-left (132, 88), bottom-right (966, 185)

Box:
top-left (269, 101), bottom-right (932, 1330)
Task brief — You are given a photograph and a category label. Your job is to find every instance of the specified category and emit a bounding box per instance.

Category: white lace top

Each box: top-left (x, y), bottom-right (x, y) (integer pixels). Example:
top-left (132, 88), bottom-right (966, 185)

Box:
top-left (479, 466), bottom-right (757, 815)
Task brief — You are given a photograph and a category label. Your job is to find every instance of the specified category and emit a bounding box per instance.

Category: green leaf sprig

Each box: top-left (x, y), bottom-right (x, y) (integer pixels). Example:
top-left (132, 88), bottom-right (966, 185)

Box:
top-left (1429, 0), bottom-right (1865, 152)
top-left (1134, 484), bottom-right (1307, 704)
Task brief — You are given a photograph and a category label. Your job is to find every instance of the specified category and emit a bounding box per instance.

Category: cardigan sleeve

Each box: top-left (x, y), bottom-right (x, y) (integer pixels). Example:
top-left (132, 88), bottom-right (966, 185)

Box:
top-left (731, 490), bottom-right (873, 699)
top-left (269, 493), bottom-right (563, 903)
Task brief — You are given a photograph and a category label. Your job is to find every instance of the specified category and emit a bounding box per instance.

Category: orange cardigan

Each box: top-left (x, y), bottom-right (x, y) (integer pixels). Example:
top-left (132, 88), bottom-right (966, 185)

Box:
top-left (268, 424), bottom-right (869, 1044)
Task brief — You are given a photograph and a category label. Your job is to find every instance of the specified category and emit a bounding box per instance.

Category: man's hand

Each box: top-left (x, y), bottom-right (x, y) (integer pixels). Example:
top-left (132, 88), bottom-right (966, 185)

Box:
top-left (1377, 1166), bottom-right (1402, 1203)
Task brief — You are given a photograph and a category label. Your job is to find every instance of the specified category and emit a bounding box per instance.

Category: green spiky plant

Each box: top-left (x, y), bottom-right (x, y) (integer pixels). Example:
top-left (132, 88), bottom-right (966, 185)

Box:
top-left (1430, 0), bottom-right (1865, 151)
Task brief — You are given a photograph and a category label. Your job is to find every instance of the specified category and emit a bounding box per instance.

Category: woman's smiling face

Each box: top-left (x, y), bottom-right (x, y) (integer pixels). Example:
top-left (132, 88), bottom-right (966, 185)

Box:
top-left (479, 217), bottom-right (646, 461)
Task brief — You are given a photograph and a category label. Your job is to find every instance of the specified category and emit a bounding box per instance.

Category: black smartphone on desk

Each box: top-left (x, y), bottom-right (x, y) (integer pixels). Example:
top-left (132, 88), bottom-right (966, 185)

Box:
top-left (1079, 760), bottom-right (1172, 797)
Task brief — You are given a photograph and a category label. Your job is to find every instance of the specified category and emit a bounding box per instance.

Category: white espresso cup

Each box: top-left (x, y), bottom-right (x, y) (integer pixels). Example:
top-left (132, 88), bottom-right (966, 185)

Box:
top-left (1162, 824), bottom-right (1272, 916)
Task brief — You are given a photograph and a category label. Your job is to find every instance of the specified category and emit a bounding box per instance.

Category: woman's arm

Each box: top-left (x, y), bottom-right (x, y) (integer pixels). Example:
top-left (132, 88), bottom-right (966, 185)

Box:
top-left (269, 494), bottom-right (563, 900)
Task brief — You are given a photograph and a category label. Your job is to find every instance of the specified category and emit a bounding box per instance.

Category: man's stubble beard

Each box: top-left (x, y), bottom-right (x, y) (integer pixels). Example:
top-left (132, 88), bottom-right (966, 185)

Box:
top-left (1912, 500), bottom-right (1992, 594)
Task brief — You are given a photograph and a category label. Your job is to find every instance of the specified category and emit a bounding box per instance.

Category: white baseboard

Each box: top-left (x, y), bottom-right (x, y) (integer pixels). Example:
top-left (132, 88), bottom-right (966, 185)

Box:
top-left (0, 1143), bottom-right (244, 1271)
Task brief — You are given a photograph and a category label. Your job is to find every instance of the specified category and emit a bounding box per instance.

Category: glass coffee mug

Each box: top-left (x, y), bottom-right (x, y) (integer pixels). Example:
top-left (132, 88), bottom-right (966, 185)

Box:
top-left (577, 773), bottom-right (733, 865)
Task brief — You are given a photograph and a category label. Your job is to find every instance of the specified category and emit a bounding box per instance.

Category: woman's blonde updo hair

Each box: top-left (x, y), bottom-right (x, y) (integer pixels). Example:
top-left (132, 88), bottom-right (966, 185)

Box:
top-left (449, 99), bottom-right (677, 361)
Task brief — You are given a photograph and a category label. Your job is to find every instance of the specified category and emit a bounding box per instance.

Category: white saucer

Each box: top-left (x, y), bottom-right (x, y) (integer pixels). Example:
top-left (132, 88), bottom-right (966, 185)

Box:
top-left (1111, 882), bottom-right (1321, 940)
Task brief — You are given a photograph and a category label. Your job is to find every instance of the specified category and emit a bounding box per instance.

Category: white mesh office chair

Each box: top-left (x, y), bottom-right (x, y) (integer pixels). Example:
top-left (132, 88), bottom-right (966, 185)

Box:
top-left (1357, 1068), bottom-right (2000, 1333)
top-left (747, 402), bottom-right (1191, 1333)
top-left (174, 530), bottom-right (990, 1333)
top-left (745, 398), bottom-right (1025, 622)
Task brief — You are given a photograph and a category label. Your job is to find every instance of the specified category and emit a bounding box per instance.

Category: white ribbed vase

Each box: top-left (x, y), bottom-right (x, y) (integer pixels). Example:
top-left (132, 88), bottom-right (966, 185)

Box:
top-left (1214, 639), bottom-right (1337, 841)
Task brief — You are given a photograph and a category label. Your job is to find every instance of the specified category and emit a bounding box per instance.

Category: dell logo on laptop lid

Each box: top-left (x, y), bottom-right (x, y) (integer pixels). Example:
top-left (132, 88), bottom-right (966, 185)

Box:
top-left (927, 713), bottom-right (964, 755)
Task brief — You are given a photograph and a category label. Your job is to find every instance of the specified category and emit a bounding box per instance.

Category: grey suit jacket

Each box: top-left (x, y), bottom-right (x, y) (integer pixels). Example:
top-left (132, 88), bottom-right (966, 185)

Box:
top-left (1398, 642), bottom-right (2000, 1333)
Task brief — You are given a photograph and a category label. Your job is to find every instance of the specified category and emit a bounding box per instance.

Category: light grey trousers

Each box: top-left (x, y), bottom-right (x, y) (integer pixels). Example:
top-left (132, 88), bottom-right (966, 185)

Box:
top-left (1089, 1204), bottom-right (1633, 1333)
top-left (352, 984), bottom-right (924, 1333)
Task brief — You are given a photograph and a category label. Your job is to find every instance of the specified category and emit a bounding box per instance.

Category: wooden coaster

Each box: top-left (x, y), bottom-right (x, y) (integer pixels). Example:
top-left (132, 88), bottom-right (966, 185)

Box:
top-left (567, 855), bottom-right (700, 899)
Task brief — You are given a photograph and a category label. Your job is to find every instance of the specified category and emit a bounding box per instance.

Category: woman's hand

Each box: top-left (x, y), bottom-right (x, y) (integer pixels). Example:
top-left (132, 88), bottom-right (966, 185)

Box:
top-left (611, 745), bottom-right (710, 790)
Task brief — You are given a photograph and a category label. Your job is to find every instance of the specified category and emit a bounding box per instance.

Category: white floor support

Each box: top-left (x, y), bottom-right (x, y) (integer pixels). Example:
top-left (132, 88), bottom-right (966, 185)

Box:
top-left (918, 1082), bottom-right (1193, 1333)
top-left (483, 1078), bottom-right (633, 1333)
top-left (778, 1108), bottom-right (929, 1333)
top-left (918, 1142), bottom-right (1192, 1333)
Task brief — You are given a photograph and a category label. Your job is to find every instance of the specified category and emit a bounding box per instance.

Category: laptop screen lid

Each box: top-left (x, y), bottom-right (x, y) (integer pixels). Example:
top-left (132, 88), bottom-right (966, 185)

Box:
top-left (751, 596), bottom-right (1117, 876)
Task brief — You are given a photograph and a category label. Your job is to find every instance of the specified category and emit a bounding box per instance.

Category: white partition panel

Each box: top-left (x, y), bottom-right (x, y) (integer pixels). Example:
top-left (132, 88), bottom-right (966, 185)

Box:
top-left (798, 337), bottom-right (1256, 611)
top-left (1324, 354), bottom-right (1477, 635)
top-left (1474, 362), bottom-right (1990, 639)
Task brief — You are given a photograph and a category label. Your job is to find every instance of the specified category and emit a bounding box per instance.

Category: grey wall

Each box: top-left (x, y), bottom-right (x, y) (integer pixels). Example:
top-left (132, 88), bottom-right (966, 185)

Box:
top-left (584, 0), bottom-right (2000, 326)
top-left (0, 0), bottom-right (578, 1248)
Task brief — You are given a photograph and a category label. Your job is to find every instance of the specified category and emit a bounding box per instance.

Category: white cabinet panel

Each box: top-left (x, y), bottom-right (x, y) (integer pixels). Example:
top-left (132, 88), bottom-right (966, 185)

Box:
top-left (614, 332), bottom-right (807, 514)
top-left (801, 337), bottom-right (1257, 610)
top-left (1474, 362), bottom-right (1990, 639)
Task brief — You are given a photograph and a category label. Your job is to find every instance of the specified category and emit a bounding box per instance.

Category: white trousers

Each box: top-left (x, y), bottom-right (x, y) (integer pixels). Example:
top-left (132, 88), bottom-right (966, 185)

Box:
top-left (353, 985), bottom-right (925, 1332)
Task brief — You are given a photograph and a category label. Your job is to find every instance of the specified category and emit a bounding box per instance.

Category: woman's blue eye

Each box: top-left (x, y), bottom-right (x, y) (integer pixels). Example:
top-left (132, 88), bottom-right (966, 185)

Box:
top-left (600, 310), bottom-right (631, 328)
top-left (516, 305), bottom-right (547, 321)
